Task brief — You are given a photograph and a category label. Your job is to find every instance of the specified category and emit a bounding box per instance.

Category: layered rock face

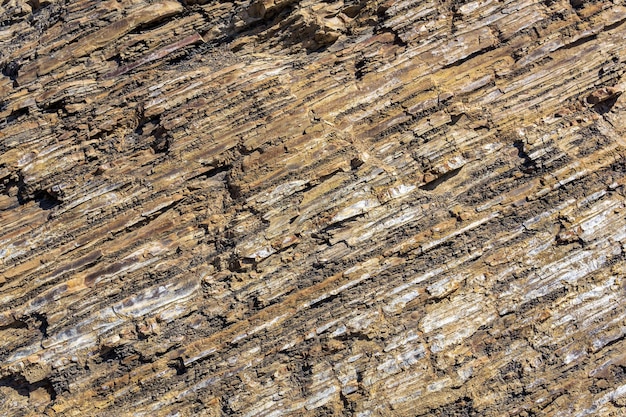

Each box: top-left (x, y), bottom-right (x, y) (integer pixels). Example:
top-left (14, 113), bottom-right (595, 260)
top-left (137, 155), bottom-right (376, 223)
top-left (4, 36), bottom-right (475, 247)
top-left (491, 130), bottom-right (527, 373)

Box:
top-left (1, 0), bottom-right (625, 415)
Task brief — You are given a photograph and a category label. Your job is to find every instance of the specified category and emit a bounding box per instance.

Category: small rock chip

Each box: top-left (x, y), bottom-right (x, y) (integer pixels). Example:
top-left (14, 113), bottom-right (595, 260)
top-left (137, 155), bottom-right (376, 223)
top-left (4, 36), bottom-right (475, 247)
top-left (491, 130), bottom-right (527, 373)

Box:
top-left (586, 86), bottom-right (622, 105)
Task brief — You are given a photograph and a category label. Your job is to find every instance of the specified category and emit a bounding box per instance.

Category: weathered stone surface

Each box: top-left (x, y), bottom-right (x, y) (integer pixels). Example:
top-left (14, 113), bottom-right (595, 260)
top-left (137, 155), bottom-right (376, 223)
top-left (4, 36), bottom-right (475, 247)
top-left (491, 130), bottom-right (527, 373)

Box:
top-left (0, 0), bottom-right (625, 416)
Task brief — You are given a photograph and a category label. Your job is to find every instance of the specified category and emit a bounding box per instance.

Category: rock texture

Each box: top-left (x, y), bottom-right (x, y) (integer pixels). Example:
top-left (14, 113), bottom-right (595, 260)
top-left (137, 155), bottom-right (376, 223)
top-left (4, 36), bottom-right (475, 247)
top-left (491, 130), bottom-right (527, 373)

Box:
top-left (1, 0), bottom-right (625, 416)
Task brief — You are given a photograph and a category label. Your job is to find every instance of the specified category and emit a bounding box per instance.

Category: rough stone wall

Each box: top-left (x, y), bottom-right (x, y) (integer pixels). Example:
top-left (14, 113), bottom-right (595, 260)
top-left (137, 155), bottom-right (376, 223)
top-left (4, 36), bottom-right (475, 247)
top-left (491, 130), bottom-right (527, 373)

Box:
top-left (0, 0), bottom-right (625, 415)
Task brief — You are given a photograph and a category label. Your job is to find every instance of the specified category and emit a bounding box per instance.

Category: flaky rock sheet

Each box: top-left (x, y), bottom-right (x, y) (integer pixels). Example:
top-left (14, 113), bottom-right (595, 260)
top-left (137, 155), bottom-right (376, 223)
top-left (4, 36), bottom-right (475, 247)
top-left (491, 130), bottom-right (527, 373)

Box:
top-left (1, 0), bottom-right (625, 415)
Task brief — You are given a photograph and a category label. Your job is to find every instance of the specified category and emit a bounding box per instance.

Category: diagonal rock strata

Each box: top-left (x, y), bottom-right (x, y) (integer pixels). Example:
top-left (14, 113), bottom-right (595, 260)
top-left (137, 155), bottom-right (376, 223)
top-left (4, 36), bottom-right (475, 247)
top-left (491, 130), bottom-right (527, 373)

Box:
top-left (0, 0), bottom-right (625, 416)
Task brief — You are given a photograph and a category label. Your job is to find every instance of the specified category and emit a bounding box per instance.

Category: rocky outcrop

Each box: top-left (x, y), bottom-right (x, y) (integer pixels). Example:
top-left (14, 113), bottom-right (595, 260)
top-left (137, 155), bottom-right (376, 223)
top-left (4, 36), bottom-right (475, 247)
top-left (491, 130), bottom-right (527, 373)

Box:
top-left (1, 0), bottom-right (625, 415)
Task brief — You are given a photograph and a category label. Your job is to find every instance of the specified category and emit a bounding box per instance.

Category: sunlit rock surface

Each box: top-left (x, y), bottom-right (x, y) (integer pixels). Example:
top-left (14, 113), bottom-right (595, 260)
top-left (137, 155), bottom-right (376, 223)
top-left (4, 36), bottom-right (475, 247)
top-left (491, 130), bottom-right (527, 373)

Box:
top-left (1, 0), bottom-right (625, 415)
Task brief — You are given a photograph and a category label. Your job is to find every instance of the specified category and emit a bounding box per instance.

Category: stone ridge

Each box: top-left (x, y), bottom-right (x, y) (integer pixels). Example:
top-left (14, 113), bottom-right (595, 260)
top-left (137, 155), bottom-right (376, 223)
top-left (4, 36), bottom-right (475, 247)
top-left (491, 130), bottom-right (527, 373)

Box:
top-left (0, 0), bottom-right (625, 416)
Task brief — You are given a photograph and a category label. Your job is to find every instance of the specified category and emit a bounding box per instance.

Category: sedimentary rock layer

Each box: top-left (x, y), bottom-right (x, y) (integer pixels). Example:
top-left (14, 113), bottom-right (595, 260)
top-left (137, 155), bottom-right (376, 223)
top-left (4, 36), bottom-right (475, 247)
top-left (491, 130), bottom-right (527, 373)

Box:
top-left (0, 0), bottom-right (625, 415)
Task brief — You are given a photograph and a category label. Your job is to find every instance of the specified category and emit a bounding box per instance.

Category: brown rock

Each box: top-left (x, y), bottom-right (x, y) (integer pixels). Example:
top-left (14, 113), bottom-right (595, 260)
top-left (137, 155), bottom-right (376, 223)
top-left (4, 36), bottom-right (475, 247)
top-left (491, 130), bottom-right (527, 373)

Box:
top-left (586, 86), bottom-right (622, 105)
top-left (0, 1), bottom-right (625, 416)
